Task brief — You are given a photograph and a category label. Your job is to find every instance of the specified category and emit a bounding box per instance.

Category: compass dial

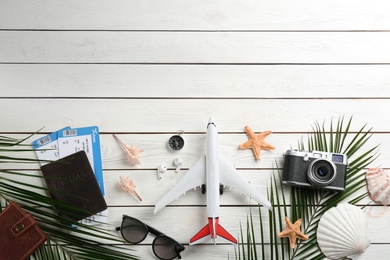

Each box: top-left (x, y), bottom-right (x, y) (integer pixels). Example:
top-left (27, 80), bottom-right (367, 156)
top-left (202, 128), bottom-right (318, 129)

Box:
top-left (168, 135), bottom-right (184, 151)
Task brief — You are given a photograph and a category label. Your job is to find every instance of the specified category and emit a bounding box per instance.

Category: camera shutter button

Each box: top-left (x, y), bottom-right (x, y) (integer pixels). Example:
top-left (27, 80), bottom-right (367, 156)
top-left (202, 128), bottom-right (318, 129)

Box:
top-left (303, 154), bottom-right (309, 161)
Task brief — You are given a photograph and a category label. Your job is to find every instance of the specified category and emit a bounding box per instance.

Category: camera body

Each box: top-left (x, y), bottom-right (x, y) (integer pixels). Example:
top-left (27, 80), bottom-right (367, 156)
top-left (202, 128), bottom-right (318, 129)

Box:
top-left (282, 150), bottom-right (348, 192)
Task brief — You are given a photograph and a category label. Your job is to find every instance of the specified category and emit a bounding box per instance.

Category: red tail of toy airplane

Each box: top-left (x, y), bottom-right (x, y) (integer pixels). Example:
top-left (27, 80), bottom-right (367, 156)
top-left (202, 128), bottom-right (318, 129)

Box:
top-left (189, 218), bottom-right (237, 245)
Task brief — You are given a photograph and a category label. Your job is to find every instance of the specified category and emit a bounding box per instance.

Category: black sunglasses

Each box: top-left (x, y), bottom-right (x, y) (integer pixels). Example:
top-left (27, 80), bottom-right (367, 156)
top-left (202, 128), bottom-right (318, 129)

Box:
top-left (116, 215), bottom-right (185, 260)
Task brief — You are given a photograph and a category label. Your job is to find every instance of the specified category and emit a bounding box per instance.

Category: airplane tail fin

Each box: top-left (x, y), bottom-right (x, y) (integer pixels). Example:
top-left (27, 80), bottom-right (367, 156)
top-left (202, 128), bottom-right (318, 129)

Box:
top-left (189, 218), bottom-right (237, 245)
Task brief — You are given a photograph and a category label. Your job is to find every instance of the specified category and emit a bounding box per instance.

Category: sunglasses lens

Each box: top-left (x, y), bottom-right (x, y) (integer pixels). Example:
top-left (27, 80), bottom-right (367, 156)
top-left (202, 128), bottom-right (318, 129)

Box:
top-left (121, 217), bottom-right (148, 244)
top-left (153, 236), bottom-right (184, 260)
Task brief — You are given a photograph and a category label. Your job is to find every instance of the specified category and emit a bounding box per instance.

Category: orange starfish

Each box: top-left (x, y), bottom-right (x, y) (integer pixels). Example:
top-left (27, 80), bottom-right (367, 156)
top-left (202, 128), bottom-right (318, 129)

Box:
top-left (278, 217), bottom-right (308, 248)
top-left (239, 125), bottom-right (275, 160)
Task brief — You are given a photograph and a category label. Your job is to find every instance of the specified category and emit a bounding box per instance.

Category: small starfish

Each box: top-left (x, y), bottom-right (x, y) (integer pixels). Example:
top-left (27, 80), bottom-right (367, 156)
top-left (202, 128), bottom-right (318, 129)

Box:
top-left (239, 125), bottom-right (275, 160)
top-left (278, 217), bottom-right (308, 248)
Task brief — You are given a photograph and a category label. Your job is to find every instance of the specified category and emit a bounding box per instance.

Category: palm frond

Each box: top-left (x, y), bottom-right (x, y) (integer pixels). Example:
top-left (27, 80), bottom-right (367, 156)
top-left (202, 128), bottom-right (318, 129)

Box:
top-left (237, 116), bottom-right (378, 260)
top-left (0, 134), bottom-right (139, 259)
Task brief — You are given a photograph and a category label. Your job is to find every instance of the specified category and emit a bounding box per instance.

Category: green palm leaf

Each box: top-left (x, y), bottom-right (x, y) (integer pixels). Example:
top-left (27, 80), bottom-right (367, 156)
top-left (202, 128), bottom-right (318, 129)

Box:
top-left (237, 116), bottom-right (378, 260)
top-left (0, 135), bottom-right (139, 259)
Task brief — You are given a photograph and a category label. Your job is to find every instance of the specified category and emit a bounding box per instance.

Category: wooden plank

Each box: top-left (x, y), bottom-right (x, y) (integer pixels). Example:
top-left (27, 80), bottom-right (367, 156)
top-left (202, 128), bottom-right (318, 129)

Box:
top-left (2, 64), bottom-right (390, 98)
top-left (1, 31), bottom-right (390, 63)
top-left (0, 175), bottom-right (383, 254)
top-left (78, 206), bottom-right (390, 244)
top-left (1, 0), bottom-right (390, 31)
top-left (107, 244), bottom-right (390, 260)
top-left (1, 131), bottom-right (384, 171)
top-left (3, 169), bottom-right (383, 208)
top-left (0, 99), bottom-right (388, 132)
top-left (102, 170), bottom-right (378, 206)
top-left (109, 244), bottom-right (237, 260)
top-left (0, 166), bottom-right (379, 206)
top-left (99, 133), bottom-right (384, 170)
top-left (2, 168), bottom-right (388, 244)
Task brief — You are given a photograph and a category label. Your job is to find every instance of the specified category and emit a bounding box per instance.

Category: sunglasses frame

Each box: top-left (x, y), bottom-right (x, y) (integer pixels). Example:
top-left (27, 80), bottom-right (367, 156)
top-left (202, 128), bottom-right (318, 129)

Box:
top-left (116, 215), bottom-right (185, 260)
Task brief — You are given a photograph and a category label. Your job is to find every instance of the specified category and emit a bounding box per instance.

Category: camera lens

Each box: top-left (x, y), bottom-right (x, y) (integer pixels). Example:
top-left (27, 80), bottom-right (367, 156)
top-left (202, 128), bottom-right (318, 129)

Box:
top-left (317, 166), bottom-right (329, 177)
top-left (307, 159), bottom-right (337, 187)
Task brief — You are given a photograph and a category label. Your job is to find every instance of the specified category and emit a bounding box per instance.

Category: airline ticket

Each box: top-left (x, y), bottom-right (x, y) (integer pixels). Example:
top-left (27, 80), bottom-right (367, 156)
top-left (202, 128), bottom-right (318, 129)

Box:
top-left (32, 126), bottom-right (104, 195)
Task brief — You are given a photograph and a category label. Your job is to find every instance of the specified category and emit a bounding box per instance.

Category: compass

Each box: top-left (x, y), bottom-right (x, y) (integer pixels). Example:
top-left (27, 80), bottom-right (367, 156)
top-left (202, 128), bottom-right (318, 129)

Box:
top-left (168, 131), bottom-right (185, 151)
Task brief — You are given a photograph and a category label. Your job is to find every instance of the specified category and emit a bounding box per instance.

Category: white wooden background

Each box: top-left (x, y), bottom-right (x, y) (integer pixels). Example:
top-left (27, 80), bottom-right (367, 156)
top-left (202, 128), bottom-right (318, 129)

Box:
top-left (1, 0), bottom-right (390, 259)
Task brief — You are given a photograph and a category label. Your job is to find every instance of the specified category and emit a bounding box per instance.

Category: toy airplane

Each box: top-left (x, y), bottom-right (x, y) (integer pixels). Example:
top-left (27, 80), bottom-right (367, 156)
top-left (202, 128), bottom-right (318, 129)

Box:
top-left (154, 117), bottom-right (272, 245)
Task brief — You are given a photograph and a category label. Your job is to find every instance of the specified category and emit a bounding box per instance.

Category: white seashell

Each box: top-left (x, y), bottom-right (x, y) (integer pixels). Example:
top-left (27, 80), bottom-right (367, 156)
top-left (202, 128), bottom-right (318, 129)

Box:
top-left (317, 203), bottom-right (370, 260)
top-left (366, 168), bottom-right (390, 205)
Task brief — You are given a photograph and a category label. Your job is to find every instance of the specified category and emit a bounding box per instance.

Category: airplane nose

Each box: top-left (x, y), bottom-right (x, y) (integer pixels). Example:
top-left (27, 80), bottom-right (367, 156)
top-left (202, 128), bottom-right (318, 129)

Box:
top-left (207, 117), bottom-right (217, 128)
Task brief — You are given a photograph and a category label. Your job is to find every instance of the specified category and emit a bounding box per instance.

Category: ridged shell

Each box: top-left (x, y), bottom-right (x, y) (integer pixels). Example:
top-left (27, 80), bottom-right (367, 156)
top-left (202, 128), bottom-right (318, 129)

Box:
top-left (366, 168), bottom-right (390, 205)
top-left (317, 203), bottom-right (370, 259)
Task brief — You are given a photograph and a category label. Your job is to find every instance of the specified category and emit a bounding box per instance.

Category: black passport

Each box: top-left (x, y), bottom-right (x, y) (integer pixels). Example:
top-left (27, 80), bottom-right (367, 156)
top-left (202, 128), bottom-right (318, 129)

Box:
top-left (40, 150), bottom-right (107, 222)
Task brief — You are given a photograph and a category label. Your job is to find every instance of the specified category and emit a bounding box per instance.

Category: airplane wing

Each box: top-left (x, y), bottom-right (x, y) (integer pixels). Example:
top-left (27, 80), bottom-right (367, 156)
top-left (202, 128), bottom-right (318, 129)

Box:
top-left (154, 155), bottom-right (207, 213)
top-left (219, 157), bottom-right (272, 210)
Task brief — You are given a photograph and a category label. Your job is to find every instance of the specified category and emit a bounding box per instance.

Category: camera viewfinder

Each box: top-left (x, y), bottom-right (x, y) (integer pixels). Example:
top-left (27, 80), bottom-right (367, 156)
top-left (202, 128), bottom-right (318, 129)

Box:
top-left (332, 154), bottom-right (344, 163)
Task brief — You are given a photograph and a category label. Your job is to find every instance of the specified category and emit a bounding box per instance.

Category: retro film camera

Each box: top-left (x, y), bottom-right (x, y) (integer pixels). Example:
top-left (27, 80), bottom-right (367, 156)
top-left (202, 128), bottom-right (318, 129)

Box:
top-left (282, 150), bottom-right (348, 192)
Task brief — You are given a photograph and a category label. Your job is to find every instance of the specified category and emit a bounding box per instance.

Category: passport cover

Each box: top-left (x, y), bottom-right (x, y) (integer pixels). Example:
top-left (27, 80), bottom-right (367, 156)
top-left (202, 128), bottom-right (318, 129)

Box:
top-left (0, 201), bottom-right (47, 260)
top-left (40, 150), bottom-right (107, 222)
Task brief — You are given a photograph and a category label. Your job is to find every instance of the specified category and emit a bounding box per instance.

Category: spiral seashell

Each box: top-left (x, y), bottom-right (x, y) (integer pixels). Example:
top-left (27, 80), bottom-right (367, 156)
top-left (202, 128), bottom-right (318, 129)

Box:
top-left (119, 176), bottom-right (142, 201)
top-left (366, 168), bottom-right (390, 205)
top-left (113, 134), bottom-right (143, 166)
top-left (316, 203), bottom-right (370, 259)
top-left (123, 144), bottom-right (143, 165)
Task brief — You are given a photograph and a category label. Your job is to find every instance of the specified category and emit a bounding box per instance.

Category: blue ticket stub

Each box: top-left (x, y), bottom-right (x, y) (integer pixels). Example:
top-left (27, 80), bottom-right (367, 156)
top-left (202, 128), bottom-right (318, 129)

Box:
top-left (32, 126), bottom-right (71, 164)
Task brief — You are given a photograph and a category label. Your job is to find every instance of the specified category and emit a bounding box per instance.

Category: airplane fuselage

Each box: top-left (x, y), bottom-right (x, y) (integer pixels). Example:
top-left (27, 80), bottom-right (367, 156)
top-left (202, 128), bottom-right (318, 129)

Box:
top-left (206, 119), bottom-right (220, 220)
